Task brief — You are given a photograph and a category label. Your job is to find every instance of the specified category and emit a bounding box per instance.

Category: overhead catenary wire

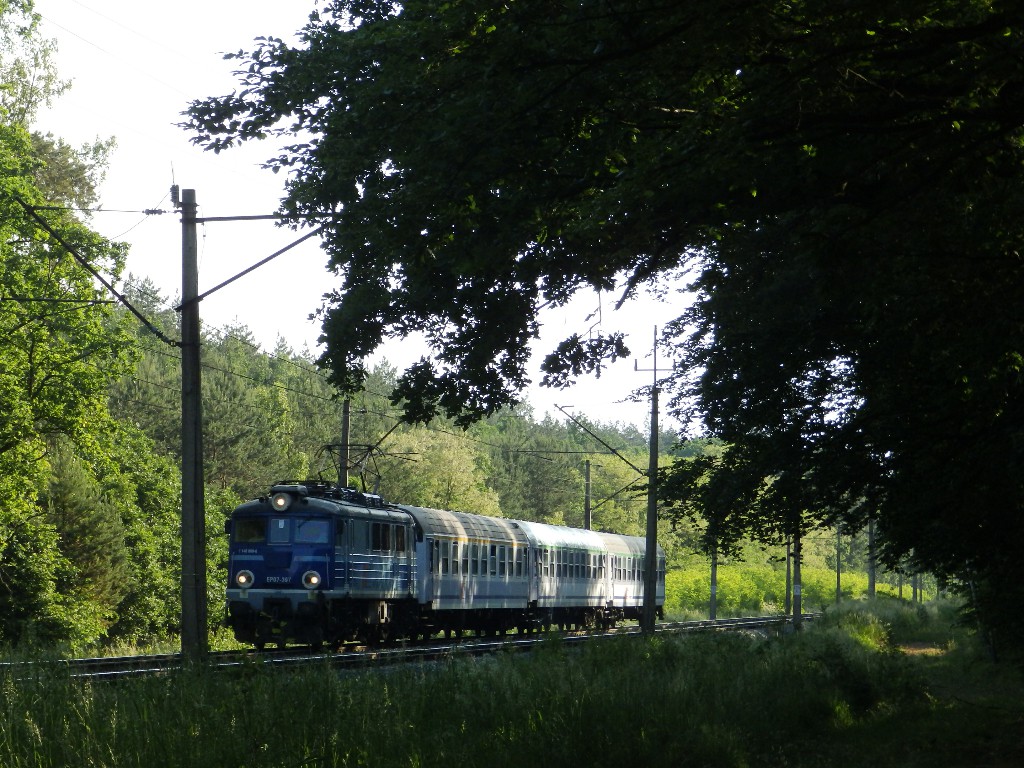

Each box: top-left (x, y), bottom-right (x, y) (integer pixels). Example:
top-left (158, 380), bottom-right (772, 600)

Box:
top-left (12, 195), bottom-right (181, 347)
top-left (22, 192), bottom-right (648, 484)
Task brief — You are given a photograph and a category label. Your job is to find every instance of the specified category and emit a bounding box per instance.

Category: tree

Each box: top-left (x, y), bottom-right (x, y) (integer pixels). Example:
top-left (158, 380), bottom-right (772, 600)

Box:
top-left (186, 1), bottom-right (1024, 646)
top-left (39, 440), bottom-right (130, 641)
top-left (373, 426), bottom-right (501, 514)
top-left (1, 0), bottom-right (136, 647)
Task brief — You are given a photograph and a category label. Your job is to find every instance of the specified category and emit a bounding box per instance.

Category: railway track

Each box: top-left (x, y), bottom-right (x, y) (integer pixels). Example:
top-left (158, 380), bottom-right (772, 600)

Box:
top-left (2, 614), bottom-right (817, 681)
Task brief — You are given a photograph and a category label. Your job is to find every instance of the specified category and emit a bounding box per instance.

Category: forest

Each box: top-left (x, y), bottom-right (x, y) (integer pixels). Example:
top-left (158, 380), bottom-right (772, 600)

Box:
top-left (5, 275), bottom-right (908, 648)
top-left (5, 0), bottom-right (1017, 651)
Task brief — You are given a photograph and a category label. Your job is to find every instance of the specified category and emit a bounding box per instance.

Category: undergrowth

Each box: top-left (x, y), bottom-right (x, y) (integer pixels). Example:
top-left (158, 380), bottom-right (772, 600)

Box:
top-left (2, 601), bottom-right (1019, 768)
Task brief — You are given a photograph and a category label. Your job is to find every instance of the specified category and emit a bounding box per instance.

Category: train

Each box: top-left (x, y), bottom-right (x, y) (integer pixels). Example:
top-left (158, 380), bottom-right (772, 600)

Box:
top-left (224, 481), bottom-right (666, 649)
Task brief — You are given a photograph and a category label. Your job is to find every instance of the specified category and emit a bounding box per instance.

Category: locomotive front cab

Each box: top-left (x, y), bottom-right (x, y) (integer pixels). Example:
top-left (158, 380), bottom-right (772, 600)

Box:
top-left (226, 484), bottom-right (339, 647)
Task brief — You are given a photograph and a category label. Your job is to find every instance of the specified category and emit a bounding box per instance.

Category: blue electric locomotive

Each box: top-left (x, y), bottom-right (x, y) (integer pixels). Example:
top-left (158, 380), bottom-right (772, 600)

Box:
top-left (224, 481), bottom-right (665, 648)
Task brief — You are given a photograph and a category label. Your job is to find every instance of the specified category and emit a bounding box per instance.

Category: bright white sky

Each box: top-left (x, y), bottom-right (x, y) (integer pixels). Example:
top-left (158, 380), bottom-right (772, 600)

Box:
top-left (34, 0), bottom-right (687, 430)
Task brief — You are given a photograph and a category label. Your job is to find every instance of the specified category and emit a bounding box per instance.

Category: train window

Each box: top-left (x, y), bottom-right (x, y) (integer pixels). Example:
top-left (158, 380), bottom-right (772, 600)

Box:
top-left (295, 518), bottom-right (329, 544)
top-left (471, 543), bottom-right (479, 575)
top-left (489, 544), bottom-right (497, 576)
top-left (498, 546), bottom-right (506, 577)
top-left (574, 551), bottom-right (581, 580)
top-left (432, 540), bottom-right (441, 574)
top-left (234, 518), bottom-right (266, 543)
top-left (371, 522), bottom-right (392, 552)
top-left (396, 526), bottom-right (406, 553)
top-left (462, 543), bottom-right (470, 574)
top-left (269, 518), bottom-right (290, 545)
top-left (334, 521), bottom-right (346, 548)
top-left (543, 549), bottom-right (550, 577)
top-left (451, 542), bottom-right (460, 575)
top-left (515, 548), bottom-right (523, 577)
top-left (479, 544), bottom-right (487, 576)
top-left (441, 540), bottom-right (451, 574)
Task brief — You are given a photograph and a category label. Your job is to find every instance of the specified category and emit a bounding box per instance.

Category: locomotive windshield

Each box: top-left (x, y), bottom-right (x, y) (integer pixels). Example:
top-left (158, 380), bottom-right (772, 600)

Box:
top-left (231, 516), bottom-right (330, 544)
top-left (234, 518), bottom-right (266, 543)
top-left (295, 519), bottom-right (329, 544)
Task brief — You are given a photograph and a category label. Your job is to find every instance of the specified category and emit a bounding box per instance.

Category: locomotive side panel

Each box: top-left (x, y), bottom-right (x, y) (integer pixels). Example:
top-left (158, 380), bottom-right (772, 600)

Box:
top-left (343, 512), bottom-right (415, 600)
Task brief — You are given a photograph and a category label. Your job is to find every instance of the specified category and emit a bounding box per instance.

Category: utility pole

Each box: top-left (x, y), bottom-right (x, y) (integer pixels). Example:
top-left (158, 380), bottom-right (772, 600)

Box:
top-left (178, 188), bottom-right (207, 660)
top-left (785, 538), bottom-right (792, 616)
top-left (635, 327), bottom-right (660, 635)
top-left (867, 519), bottom-right (876, 598)
top-left (835, 523), bottom-right (842, 604)
top-left (168, 193), bottom-right (323, 660)
top-left (340, 398), bottom-right (351, 486)
top-left (709, 544), bottom-right (718, 621)
top-left (792, 532), bottom-right (803, 629)
top-left (584, 459), bottom-right (592, 530)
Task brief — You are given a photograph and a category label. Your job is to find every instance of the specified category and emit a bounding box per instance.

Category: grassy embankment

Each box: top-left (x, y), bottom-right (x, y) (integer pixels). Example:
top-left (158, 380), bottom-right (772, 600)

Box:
top-left (2, 601), bottom-right (1021, 767)
top-left (665, 563), bottom-right (927, 618)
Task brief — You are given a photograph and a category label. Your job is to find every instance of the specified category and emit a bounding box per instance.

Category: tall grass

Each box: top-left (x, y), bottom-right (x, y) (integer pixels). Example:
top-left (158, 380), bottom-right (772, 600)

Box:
top-left (1, 607), bottom-right (939, 768)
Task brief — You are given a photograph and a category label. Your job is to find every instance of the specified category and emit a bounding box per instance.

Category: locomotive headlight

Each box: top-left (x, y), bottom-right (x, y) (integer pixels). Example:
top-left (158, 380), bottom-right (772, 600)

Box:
top-left (301, 570), bottom-right (322, 589)
top-left (270, 492), bottom-right (291, 511)
top-left (236, 570), bottom-right (255, 588)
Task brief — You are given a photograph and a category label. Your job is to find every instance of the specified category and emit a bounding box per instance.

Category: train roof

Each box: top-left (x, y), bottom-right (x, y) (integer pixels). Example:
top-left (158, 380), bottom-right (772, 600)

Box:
top-left (395, 505), bottom-right (661, 556)
top-left (234, 483), bottom-right (414, 524)
top-left (514, 519), bottom-right (608, 551)
top-left (395, 505), bottom-right (532, 546)
top-left (594, 531), bottom-right (652, 557)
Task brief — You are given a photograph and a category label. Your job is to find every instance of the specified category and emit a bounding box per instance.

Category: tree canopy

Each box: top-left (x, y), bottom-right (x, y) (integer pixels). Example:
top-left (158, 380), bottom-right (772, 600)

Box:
top-left (187, 0), bottom-right (1024, 643)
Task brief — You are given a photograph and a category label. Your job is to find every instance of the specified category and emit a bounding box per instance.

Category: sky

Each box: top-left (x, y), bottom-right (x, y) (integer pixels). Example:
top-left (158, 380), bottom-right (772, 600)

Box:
top-left (33, 0), bottom-right (690, 430)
